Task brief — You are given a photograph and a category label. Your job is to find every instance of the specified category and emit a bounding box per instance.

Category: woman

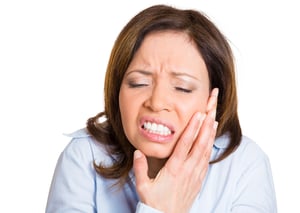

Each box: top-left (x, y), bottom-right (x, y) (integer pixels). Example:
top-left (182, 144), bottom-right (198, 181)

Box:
top-left (46, 4), bottom-right (277, 213)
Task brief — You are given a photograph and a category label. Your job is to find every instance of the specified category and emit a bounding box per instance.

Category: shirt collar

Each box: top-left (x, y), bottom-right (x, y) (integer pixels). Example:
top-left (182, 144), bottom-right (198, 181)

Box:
top-left (213, 133), bottom-right (230, 149)
top-left (64, 128), bottom-right (91, 138)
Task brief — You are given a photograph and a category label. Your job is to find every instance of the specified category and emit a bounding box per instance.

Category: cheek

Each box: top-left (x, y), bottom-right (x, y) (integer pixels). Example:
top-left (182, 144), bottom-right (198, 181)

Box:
top-left (176, 93), bottom-right (209, 124)
top-left (119, 87), bottom-right (141, 138)
top-left (119, 88), bottom-right (131, 131)
top-left (183, 94), bottom-right (208, 112)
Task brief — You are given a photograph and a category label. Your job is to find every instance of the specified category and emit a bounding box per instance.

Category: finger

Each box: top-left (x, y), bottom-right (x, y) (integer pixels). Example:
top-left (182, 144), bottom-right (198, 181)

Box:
top-left (200, 120), bottom-right (218, 162)
top-left (188, 117), bottom-right (218, 164)
top-left (165, 112), bottom-right (206, 172)
top-left (133, 150), bottom-right (150, 190)
top-left (195, 121), bottom-right (218, 178)
top-left (206, 88), bottom-right (219, 116)
top-left (206, 88), bottom-right (219, 110)
top-left (185, 119), bottom-right (217, 185)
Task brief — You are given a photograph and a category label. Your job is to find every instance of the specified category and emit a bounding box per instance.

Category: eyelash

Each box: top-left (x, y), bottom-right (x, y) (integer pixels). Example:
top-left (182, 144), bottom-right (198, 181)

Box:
top-left (128, 83), bottom-right (192, 93)
top-left (175, 87), bottom-right (192, 93)
top-left (128, 83), bottom-right (149, 88)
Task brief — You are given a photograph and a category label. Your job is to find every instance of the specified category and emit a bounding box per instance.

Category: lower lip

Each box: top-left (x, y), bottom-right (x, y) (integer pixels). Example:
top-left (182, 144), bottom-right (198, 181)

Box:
top-left (140, 127), bottom-right (174, 143)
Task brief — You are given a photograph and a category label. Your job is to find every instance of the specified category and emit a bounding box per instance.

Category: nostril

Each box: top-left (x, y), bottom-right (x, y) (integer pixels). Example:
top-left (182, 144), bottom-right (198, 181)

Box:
top-left (143, 83), bottom-right (172, 112)
top-left (145, 97), bottom-right (171, 112)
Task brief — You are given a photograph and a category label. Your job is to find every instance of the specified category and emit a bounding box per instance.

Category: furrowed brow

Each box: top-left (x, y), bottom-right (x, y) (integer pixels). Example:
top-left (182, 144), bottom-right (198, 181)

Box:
top-left (170, 71), bottom-right (200, 81)
top-left (125, 70), bottom-right (153, 77)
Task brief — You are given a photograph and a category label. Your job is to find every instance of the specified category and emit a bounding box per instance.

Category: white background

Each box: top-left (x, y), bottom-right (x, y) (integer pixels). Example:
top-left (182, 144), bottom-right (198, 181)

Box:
top-left (0, 0), bottom-right (299, 212)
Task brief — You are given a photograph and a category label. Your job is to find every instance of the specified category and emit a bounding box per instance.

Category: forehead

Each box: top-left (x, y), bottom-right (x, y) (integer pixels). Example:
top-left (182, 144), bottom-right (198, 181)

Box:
top-left (128, 31), bottom-right (207, 78)
top-left (139, 30), bottom-right (196, 54)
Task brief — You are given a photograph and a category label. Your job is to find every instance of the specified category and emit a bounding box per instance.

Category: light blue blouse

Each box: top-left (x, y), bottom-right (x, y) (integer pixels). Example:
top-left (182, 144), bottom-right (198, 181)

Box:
top-left (46, 128), bottom-right (277, 212)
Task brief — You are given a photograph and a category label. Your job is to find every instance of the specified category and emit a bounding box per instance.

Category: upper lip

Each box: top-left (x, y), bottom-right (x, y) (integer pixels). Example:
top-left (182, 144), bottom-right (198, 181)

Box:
top-left (140, 116), bottom-right (175, 133)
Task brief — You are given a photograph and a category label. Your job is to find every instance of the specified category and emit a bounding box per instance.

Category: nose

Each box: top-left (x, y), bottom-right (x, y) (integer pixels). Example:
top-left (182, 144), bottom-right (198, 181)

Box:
top-left (144, 82), bottom-right (172, 112)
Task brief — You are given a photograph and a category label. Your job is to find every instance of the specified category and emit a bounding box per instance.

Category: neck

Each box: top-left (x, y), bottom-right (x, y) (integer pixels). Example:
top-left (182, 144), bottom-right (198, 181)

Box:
top-left (146, 157), bottom-right (168, 179)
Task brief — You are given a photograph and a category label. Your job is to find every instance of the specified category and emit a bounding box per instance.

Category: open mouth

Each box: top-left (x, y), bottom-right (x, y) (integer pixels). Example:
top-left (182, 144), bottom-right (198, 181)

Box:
top-left (142, 121), bottom-right (174, 136)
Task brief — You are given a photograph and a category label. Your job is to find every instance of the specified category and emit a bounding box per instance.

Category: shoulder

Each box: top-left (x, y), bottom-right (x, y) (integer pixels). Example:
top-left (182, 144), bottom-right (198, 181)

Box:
top-left (46, 128), bottom-right (108, 212)
top-left (62, 128), bottom-right (114, 166)
top-left (63, 128), bottom-right (93, 156)
top-left (235, 135), bottom-right (269, 164)
top-left (215, 134), bottom-right (268, 161)
top-left (216, 136), bottom-right (272, 182)
top-left (213, 134), bottom-right (271, 173)
top-left (207, 134), bottom-right (277, 211)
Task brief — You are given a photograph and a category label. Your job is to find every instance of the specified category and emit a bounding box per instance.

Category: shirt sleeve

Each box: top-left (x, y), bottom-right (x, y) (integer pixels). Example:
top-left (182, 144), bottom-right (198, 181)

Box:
top-left (136, 202), bottom-right (164, 213)
top-left (46, 138), bottom-right (97, 213)
top-left (231, 143), bottom-right (277, 213)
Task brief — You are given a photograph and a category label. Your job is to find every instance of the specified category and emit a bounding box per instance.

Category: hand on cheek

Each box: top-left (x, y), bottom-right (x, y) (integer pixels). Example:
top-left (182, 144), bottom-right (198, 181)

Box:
top-left (133, 88), bottom-right (219, 213)
top-left (206, 88), bottom-right (219, 119)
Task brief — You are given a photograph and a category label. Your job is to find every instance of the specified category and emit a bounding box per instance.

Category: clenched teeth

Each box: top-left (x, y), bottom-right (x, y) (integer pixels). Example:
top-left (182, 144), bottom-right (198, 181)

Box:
top-left (142, 122), bottom-right (172, 136)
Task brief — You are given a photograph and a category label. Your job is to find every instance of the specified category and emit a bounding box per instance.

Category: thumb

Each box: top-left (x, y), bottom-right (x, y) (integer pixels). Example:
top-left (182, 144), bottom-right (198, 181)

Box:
top-left (133, 150), bottom-right (149, 187)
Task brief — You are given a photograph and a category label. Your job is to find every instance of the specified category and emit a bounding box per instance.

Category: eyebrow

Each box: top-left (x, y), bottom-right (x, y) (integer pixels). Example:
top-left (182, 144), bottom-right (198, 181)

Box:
top-left (125, 70), bottom-right (200, 81)
top-left (125, 70), bottom-right (152, 77)
top-left (170, 71), bottom-right (200, 81)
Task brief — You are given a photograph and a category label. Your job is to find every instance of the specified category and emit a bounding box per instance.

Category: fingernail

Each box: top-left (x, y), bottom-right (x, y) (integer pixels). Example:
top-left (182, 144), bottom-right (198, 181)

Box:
top-left (213, 121), bottom-right (219, 130)
top-left (212, 88), bottom-right (219, 97)
top-left (134, 150), bottom-right (142, 159)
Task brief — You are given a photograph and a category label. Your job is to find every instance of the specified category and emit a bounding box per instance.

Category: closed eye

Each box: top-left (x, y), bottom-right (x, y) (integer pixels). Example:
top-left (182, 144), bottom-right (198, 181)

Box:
top-left (175, 87), bottom-right (192, 93)
top-left (128, 83), bottom-right (149, 88)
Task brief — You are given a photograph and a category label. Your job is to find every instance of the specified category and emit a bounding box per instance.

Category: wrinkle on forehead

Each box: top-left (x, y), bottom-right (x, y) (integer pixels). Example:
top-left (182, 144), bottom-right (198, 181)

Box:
top-left (127, 31), bottom-right (207, 84)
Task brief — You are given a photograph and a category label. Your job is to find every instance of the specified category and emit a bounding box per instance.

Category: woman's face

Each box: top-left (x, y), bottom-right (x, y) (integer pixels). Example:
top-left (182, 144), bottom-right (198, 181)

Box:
top-left (119, 31), bottom-right (210, 159)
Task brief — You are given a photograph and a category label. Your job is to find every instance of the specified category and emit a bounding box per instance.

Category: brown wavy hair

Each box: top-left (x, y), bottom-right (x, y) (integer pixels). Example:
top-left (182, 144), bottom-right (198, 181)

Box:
top-left (87, 4), bottom-right (242, 185)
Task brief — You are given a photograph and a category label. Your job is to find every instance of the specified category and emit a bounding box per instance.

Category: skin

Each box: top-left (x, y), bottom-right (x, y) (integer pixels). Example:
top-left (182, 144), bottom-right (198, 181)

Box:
top-left (119, 31), bottom-right (218, 212)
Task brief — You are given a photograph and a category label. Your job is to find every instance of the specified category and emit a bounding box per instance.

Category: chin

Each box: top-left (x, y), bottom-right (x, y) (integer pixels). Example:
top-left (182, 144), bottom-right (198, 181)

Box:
top-left (142, 148), bottom-right (172, 159)
top-left (132, 138), bottom-right (176, 159)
